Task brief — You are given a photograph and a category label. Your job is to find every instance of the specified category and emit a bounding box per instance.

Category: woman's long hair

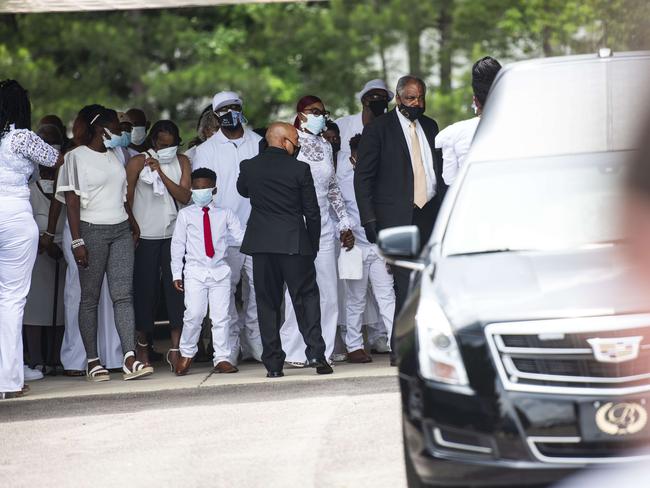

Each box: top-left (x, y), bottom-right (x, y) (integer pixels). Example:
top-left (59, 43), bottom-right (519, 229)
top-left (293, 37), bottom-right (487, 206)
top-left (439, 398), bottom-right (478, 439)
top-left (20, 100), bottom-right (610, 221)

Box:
top-left (0, 79), bottom-right (31, 136)
top-left (72, 105), bottom-right (117, 147)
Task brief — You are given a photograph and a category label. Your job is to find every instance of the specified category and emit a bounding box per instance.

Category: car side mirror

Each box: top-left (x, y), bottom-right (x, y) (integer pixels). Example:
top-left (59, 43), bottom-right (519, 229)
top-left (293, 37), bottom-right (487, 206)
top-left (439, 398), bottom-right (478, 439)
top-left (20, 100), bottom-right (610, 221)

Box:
top-left (378, 226), bottom-right (426, 271)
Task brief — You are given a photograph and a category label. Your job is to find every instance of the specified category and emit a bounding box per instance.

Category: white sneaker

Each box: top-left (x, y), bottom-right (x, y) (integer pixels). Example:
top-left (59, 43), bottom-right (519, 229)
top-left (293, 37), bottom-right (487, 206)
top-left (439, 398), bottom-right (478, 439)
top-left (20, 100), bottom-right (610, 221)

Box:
top-left (285, 361), bottom-right (306, 369)
top-left (23, 365), bottom-right (44, 381)
top-left (331, 353), bottom-right (348, 362)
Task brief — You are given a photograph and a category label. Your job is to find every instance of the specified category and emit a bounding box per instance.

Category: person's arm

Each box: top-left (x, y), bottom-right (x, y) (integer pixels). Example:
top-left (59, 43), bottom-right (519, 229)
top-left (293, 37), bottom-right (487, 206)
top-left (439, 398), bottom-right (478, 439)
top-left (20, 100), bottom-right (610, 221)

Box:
top-left (148, 154), bottom-right (192, 205)
top-left (39, 167), bottom-right (64, 253)
top-left (65, 191), bottom-right (88, 268)
top-left (170, 211), bottom-right (187, 291)
top-left (354, 122), bottom-right (381, 242)
top-left (226, 208), bottom-right (246, 247)
top-left (124, 200), bottom-right (140, 243)
top-left (126, 154), bottom-right (146, 211)
top-left (236, 161), bottom-right (249, 198)
top-left (11, 130), bottom-right (60, 168)
top-left (300, 165), bottom-right (321, 256)
top-left (326, 169), bottom-right (355, 250)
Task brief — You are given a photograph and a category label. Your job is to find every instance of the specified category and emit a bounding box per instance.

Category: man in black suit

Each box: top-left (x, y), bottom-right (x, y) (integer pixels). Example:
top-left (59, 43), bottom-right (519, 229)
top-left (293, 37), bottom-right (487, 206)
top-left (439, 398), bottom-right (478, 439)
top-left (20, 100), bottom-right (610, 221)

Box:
top-left (237, 122), bottom-right (333, 377)
top-left (354, 76), bottom-right (446, 356)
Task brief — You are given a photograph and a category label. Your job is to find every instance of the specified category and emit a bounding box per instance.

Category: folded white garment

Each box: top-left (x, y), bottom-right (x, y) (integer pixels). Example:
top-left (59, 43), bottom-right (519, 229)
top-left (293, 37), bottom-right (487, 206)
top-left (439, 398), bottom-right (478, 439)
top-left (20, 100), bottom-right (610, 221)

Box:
top-left (338, 245), bottom-right (363, 280)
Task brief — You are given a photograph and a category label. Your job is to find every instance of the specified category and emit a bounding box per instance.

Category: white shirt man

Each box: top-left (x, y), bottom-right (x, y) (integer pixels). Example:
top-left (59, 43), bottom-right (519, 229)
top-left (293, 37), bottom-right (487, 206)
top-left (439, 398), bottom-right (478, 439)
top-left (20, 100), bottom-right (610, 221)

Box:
top-left (435, 116), bottom-right (480, 186)
top-left (171, 200), bottom-right (245, 371)
top-left (192, 91), bottom-right (263, 365)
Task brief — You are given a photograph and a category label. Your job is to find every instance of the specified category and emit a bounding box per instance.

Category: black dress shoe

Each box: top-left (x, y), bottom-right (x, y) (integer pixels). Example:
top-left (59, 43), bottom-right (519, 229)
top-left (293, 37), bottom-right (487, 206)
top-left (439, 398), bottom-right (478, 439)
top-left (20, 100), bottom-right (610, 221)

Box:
top-left (267, 371), bottom-right (284, 378)
top-left (316, 362), bottom-right (333, 375)
top-left (306, 358), bottom-right (326, 368)
top-left (390, 357), bottom-right (397, 367)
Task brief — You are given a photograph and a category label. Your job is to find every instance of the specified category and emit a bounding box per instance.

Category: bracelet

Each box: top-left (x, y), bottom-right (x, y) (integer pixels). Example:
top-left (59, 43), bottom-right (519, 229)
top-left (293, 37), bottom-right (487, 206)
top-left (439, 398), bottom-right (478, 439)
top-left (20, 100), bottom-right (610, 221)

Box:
top-left (43, 231), bottom-right (55, 238)
top-left (71, 239), bottom-right (85, 249)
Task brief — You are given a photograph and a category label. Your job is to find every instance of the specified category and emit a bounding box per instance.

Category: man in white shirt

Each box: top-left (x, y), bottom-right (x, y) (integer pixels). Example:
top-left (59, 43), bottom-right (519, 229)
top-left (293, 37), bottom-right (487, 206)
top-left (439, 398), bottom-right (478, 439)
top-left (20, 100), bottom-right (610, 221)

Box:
top-left (192, 91), bottom-right (263, 365)
top-left (171, 168), bottom-right (245, 375)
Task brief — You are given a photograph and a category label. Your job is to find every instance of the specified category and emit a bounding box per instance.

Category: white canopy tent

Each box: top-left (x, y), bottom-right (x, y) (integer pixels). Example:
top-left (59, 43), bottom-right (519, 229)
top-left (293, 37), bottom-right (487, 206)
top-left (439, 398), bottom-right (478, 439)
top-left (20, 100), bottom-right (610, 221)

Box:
top-left (0, 0), bottom-right (318, 13)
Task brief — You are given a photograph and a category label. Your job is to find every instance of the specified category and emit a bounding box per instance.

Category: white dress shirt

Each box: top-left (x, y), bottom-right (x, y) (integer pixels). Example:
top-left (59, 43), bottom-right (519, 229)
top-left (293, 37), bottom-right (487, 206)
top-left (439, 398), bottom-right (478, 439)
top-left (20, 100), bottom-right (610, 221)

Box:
top-left (192, 128), bottom-right (261, 241)
top-left (334, 112), bottom-right (364, 187)
top-left (396, 110), bottom-right (437, 202)
top-left (435, 116), bottom-right (480, 185)
top-left (170, 202), bottom-right (245, 282)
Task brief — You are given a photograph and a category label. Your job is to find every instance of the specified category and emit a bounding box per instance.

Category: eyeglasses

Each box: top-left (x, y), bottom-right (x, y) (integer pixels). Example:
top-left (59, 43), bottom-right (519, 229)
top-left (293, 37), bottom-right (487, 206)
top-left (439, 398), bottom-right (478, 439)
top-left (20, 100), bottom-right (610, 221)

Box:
top-left (303, 108), bottom-right (331, 118)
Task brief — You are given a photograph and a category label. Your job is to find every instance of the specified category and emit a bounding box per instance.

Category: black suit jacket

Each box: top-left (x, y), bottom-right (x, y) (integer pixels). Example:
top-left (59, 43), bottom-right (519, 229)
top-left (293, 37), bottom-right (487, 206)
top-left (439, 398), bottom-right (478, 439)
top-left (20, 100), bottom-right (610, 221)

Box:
top-left (237, 147), bottom-right (321, 256)
top-left (354, 109), bottom-right (446, 231)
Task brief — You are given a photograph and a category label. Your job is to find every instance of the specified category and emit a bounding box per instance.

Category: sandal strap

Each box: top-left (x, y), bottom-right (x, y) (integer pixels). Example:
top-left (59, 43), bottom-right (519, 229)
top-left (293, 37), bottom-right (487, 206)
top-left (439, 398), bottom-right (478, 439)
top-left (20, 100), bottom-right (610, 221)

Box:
top-left (123, 359), bottom-right (146, 374)
top-left (87, 364), bottom-right (108, 377)
top-left (136, 341), bottom-right (149, 348)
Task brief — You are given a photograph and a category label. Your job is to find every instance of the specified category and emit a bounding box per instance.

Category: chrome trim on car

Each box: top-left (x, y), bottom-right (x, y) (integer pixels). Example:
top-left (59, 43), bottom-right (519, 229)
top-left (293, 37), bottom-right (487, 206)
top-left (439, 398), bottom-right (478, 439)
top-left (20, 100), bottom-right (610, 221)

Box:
top-left (432, 428), bottom-right (493, 455)
top-left (526, 436), bottom-right (650, 465)
top-left (485, 315), bottom-right (650, 396)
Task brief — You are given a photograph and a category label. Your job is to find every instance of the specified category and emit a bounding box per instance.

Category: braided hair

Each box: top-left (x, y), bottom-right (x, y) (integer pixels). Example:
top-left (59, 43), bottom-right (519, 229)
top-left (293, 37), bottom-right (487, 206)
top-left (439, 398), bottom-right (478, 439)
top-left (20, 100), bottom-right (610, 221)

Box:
top-left (0, 79), bottom-right (32, 137)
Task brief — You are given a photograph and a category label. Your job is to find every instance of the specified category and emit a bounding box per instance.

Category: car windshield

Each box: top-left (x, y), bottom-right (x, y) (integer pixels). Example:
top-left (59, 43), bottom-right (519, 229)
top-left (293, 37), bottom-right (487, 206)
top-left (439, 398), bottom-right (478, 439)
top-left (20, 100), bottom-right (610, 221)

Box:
top-left (443, 152), bottom-right (627, 256)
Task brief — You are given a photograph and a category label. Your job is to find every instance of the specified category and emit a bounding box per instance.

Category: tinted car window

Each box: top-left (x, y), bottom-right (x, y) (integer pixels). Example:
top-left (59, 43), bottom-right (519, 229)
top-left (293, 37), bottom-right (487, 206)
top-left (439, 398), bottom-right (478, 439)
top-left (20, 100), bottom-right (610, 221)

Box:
top-left (443, 152), bottom-right (626, 255)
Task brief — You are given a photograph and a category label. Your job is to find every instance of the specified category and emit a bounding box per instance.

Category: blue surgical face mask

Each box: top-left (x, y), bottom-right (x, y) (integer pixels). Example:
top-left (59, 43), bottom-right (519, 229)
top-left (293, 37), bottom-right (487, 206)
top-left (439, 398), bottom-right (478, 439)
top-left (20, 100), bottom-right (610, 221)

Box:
top-left (131, 126), bottom-right (147, 145)
top-left (302, 113), bottom-right (326, 135)
top-left (103, 129), bottom-right (123, 149)
top-left (191, 188), bottom-right (215, 207)
top-left (120, 131), bottom-right (132, 147)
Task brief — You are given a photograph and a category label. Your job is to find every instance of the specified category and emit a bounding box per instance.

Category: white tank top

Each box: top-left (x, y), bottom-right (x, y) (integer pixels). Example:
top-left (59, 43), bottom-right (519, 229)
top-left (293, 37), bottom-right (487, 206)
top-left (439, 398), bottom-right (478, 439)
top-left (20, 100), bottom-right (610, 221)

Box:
top-left (133, 152), bottom-right (182, 239)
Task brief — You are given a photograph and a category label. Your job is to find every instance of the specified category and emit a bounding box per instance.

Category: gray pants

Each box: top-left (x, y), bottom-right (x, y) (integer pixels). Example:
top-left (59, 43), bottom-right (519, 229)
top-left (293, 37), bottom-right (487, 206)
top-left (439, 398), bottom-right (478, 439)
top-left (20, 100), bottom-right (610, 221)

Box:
top-left (78, 220), bottom-right (136, 358)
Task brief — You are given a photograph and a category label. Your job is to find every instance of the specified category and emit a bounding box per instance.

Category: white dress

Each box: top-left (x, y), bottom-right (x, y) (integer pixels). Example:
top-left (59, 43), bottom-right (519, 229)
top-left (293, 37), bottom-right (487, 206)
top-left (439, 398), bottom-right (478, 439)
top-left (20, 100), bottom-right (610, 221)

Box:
top-left (435, 116), bottom-right (480, 186)
top-left (280, 130), bottom-right (351, 363)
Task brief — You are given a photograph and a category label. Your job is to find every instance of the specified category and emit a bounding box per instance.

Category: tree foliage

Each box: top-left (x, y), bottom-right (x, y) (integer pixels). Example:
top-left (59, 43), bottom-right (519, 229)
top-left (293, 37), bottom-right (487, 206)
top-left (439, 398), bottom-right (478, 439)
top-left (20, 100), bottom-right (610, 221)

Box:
top-left (0, 0), bottom-right (647, 140)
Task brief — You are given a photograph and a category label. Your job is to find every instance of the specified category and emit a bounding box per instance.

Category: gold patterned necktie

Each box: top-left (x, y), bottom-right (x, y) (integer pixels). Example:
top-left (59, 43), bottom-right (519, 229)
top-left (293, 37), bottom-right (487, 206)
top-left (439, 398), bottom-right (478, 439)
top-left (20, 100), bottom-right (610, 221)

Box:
top-left (409, 121), bottom-right (428, 208)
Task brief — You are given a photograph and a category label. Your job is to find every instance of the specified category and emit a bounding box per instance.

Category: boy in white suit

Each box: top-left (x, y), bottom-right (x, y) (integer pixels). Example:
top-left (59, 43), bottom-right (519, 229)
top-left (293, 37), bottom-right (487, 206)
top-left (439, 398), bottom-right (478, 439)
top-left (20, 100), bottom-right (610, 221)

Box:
top-left (171, 168), bottom-right (245, 375)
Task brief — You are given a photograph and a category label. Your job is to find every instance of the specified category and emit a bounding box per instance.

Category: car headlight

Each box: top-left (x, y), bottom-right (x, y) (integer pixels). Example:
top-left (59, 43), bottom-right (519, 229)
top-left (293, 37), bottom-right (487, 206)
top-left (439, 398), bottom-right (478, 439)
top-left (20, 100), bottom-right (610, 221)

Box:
top-left (416, 298), bottom-right (469, 385)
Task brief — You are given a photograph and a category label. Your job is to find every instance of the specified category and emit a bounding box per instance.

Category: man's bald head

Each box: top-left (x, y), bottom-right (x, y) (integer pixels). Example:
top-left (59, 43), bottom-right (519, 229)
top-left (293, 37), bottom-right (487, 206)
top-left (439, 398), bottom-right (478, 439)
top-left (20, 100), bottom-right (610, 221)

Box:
top-left (266, 122), bottom-right (299, 155)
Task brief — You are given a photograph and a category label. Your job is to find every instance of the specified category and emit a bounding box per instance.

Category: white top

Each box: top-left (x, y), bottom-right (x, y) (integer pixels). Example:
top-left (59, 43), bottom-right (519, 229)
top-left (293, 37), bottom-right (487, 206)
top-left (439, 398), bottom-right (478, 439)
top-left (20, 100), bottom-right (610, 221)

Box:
top-left (29, 180), bottom-right (65, 243)
top-left (170, 202), bottom-right (245, 282)
top-left (0, 126), bottom-right (58, 199)
top-left (193, 128), bottom-right (261, 244)
top-left (55, 145), bottom-right (128, 225)
top-left (334, 112), bottom-right (364, 187)
top-left (338, 166), bottom-right (372, 250)
top-left (133, 150), bottom-right (183, 240)
top-left (297, 130), bottom-right (351, 245)
top-left (435, 116), bottom-right (480, 186)
top-left (396, 110), bottom-right (437, 202)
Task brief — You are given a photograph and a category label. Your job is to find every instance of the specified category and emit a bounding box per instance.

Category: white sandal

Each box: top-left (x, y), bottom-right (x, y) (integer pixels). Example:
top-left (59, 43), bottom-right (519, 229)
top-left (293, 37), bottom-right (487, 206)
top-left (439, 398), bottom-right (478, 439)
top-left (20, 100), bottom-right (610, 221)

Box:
top-left (166, 348), bottom-right (180, 372)
top-left (122, 351), bottom-right (154, 381)
top-left (86, 358), bottom-right (111, 383)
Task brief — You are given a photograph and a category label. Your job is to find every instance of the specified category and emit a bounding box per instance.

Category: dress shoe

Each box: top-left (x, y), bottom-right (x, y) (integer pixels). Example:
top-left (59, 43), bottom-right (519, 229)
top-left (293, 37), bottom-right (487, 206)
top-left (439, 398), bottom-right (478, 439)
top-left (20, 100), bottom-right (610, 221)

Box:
top-left (306, 358), bottom-right (326, 368)
top-left (390, 356), bottom-right (397, 367)
top-left (316, 362), bottom-right (334, 375)
top-left (175, 356), bottom-right (193, 376)
top-left (348, 349), bottom-right (373, 364)
top-left (213, 361), bottom-right (239, 374)
top-left (266, 371), bottom-right (284, 378)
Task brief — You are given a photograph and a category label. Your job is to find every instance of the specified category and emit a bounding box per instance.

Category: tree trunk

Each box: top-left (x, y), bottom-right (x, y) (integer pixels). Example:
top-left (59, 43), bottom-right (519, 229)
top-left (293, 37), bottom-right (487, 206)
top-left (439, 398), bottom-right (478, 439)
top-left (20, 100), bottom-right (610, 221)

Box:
top-left (407, 26), bottom-right (422, 77)
top-left (438, 0), bottom-right (453, 94)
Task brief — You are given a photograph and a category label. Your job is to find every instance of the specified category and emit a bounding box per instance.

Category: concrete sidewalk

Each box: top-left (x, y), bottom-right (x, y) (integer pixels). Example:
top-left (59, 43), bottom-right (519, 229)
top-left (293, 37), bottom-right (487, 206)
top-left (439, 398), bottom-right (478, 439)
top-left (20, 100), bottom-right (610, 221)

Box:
top-left (10, 355), bottom-right (397, 403)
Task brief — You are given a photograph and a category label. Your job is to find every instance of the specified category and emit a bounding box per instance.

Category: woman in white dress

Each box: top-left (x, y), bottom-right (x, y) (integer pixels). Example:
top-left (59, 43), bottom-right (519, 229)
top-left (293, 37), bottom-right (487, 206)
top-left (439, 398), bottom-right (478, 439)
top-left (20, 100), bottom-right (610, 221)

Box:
top-left (0, 80), bottom-right (61, 399)
top-left (280, 95), bottom-right (355, 366)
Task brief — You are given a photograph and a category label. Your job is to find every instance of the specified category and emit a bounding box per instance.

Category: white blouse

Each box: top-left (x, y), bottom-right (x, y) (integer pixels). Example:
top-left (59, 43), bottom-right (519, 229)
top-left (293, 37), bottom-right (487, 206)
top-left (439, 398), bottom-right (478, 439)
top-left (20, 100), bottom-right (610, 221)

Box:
top-left (0, 126), bottom-right (58, 199)
top-left (435, 117), bottom-right (480, 186)
top-left (297, 130), bottom-right (351, 241)
top-left (55, 145), bottom-right (128, 225)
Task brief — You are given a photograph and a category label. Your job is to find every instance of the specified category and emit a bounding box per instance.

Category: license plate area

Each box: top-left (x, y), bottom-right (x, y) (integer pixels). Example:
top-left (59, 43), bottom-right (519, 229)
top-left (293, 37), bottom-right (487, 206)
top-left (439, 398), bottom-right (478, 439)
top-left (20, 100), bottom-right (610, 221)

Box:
top-left (579, 398), bottom-right (650, 443)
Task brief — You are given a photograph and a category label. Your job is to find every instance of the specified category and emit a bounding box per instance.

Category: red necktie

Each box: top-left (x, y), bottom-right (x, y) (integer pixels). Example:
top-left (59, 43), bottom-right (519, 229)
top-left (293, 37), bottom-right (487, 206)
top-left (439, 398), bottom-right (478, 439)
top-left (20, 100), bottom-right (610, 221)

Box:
top-left (202, 207), bottom-right (215, 258)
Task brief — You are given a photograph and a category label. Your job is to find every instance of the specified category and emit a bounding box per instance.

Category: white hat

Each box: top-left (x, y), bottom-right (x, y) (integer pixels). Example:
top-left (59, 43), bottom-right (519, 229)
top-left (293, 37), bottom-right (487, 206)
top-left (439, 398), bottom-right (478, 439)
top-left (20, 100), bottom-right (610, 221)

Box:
top-left (357, 79), bottom-right (394, 102)
top-left (212, 91), bottom-right (242, 112)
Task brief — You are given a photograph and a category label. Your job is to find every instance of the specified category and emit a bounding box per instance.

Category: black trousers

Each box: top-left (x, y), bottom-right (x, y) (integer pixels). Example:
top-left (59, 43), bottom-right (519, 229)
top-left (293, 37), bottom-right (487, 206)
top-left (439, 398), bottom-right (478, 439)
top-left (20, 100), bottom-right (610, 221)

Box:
top-left (252, 253), bottom-right (326, 372)
top-left (390, 198), bottom-right (441, 352)
top-left (133, 238), bottom-right (185, 333)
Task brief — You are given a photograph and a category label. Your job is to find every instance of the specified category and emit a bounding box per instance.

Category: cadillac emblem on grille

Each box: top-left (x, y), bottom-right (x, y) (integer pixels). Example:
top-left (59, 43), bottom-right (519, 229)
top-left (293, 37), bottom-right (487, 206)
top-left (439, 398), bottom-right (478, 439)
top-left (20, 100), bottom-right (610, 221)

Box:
top-left (587, 336), bottom-right (643, 363)
top-left (595, 401), bottom-right (648, 435)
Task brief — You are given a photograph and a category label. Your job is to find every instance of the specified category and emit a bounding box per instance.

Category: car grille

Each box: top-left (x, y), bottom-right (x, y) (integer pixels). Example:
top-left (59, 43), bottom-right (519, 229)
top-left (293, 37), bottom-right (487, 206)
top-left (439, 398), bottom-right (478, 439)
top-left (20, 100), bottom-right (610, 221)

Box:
top-left (485, 315), bottom-right (650, 395)
top-left (527, 436), bottom-right (650, 464)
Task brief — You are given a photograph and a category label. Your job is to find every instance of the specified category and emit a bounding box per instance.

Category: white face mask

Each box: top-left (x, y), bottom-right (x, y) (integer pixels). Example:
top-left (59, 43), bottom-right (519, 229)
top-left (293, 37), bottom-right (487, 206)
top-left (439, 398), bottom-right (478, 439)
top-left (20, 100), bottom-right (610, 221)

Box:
top-left (39, 179), bottom-right (54, 194)
top-left (131, 126), bottom-right (147, 145)
top-left (156, 146), bottom-right (178, 164)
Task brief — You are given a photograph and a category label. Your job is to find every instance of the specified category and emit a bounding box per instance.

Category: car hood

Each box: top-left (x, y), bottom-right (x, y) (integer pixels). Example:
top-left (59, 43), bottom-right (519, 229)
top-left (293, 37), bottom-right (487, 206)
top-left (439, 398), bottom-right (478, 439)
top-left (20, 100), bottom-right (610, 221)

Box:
top-left (433, 246), bottom-right (650, 328)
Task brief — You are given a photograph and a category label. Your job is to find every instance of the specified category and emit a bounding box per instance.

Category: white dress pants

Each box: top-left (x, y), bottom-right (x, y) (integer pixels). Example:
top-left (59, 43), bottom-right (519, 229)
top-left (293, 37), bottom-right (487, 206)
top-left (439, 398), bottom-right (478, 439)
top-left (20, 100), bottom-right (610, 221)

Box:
top-left (281, 240), bottom-right (338, 363)
top-left (60, 222), bottom-right (122, 370)
top-left (0, 198), bottom-right (38, 392)
top-left (225, 246), bottom-right (262, 364)
top-left (344, 248), bottom-right (395, 351)
top-left (180, 273), bottom-right (232, 365)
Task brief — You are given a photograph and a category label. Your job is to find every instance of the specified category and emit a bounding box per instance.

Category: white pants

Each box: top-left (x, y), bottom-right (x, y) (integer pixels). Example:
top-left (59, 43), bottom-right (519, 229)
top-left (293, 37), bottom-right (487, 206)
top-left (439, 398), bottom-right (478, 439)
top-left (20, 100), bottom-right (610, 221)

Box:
top-left (0, 198), bottom-right (38, 392)
top-left (60, 223), bottom-right (122, 370)
top-left (281, 241), bottom-right (338, 363)
top-left (344, 248), bottom-right (395, 351)
top-left (180, 273), bottom-right (232, 365)
top-left (225, 246), bottom-right (262, 364)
